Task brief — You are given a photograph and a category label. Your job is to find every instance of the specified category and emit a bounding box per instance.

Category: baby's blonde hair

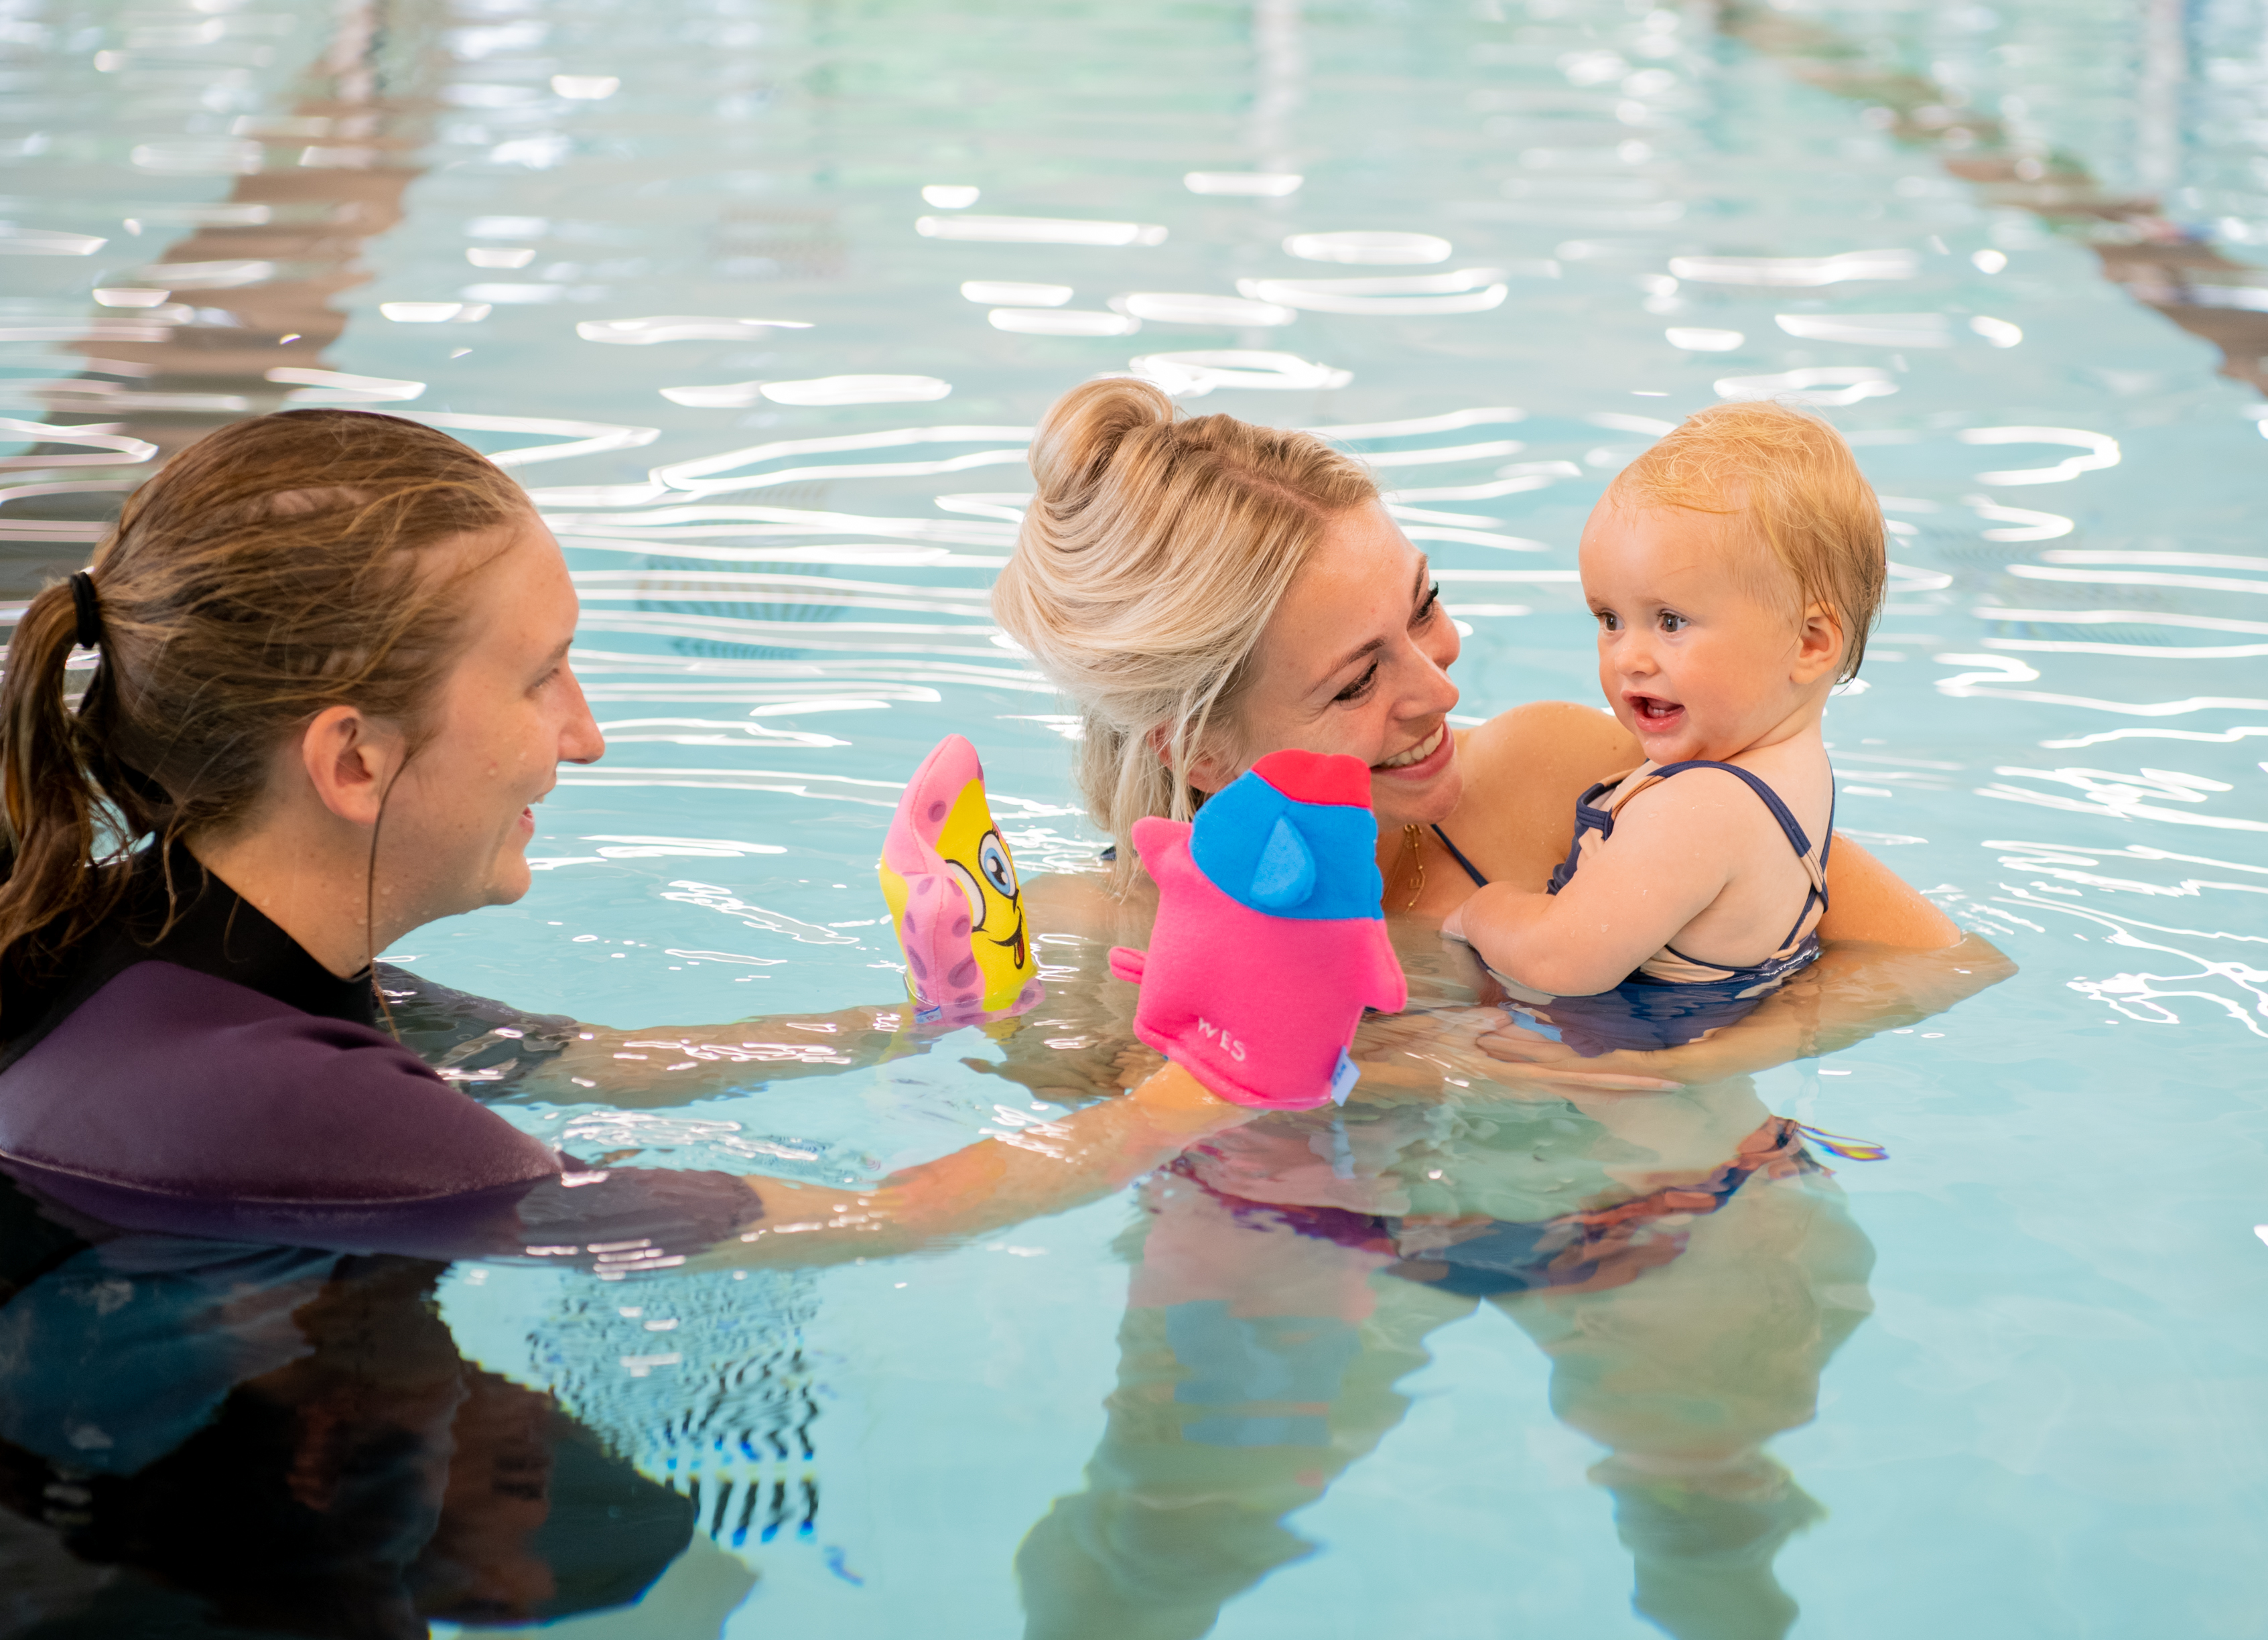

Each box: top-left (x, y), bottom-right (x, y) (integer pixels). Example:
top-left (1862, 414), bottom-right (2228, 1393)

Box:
top-left (990, 378), bottom-right (1378, 880)
top-left (1607, 401), bottom-right (1886, 681)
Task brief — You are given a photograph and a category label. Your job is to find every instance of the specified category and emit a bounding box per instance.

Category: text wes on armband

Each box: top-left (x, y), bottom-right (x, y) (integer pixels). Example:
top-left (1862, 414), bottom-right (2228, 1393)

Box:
top-left (880, 733), bottom-right (1043, 1025)
top-left (1110, 749), bottom-right (1406, 1111)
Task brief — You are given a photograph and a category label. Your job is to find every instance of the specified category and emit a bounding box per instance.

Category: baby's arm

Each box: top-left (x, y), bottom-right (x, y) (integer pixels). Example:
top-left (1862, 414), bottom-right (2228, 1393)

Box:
top-left (1443, 772), bottom-right (1750, 995)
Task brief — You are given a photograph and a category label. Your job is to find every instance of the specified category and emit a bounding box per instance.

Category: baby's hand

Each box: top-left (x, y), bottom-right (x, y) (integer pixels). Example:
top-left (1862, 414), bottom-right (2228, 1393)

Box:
top-left (1439, 881), bottom-right (1542, 979)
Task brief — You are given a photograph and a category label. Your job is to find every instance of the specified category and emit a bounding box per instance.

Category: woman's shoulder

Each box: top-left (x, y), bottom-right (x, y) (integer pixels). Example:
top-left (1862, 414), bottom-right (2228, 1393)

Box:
top-left (1458, 700), bottom-right (1639, 811)
top-left (1426, 703), bottom-right (1642, 894)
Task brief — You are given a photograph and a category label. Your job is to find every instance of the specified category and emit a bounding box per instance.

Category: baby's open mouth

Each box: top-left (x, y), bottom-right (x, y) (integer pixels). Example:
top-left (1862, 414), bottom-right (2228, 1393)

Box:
top-left (1375, 724), bottom-right (1446, 770)
top-left (1628, 694), bottom-right (1684, 726)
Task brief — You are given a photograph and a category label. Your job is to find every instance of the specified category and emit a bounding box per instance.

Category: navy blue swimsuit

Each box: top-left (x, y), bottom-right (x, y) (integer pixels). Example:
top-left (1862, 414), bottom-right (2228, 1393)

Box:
top-left (1439, 761), bottom-right (1832, 1056)
top-left (0, 842), bottom-right (759, 1257)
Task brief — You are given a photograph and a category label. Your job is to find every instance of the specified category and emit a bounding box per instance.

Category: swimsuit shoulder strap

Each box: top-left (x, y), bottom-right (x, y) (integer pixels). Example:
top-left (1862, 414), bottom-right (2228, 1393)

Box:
top-left (1429, 824), bottom-right (1490, 889)
top-left (1636, 759), bottom-right (1820, 866)
top-left (1589, 767), bottom-right (1644, 809)
top-left (1642, 760), bottom-right (1833, 951)
top-left (1546, 766), bottom-right (1646, 896)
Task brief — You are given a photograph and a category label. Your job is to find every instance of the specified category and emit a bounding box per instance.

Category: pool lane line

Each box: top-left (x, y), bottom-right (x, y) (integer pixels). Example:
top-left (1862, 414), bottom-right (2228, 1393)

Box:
top-left (1717, 0), bottom-right (2268, 400)
top-left (2, 0), bottom-right (447, 600)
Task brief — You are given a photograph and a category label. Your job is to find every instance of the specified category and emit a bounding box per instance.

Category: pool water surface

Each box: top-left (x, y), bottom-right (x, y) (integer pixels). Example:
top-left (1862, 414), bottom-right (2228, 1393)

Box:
top-left (3, 0), bottom-right (2267, 1635)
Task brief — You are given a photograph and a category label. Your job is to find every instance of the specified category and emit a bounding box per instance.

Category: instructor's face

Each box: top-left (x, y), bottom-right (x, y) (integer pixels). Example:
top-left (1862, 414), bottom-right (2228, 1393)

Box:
top-left (381, 519), bottom-right (604, 924)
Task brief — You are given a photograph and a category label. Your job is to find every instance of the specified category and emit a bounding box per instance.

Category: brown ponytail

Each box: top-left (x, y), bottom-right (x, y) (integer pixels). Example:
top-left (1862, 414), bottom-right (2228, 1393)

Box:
top-left (0, 409), bottom-right (533, 995)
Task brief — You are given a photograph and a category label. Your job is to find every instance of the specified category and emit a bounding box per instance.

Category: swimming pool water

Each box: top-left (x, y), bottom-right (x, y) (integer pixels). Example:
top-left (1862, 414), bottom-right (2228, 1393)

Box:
top-left (4, 0), bottom-right (2267, 1634)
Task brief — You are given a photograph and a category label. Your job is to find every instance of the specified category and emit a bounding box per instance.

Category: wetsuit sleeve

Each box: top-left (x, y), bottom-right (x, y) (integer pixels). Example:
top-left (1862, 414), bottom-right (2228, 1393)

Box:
top-left (501, 1167), bottom-right (764, 1272)
top-left (0, 963), bottom-right (764, 1263)
top-left (373, 963), bottom-right (580, 1093)
top-left (0, 961), bottom-right (561, 1204)
top-left (5, 1161), bottom-right (764, 1266)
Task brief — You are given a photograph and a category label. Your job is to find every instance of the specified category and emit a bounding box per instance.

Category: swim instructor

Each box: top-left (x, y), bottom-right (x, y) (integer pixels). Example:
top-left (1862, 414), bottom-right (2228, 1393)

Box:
top-left (0, 409), bottom-right (1247, 1259)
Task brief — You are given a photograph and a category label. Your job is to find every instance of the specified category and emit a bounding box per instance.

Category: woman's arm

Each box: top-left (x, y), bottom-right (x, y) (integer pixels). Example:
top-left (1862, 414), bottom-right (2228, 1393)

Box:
top-left (1467, 932), bottom-right (2015, 1087)
top-left (699, 1058), bottom-right (1253, 1270)
top-left (387, 869), bottom-right (1156, 1109)
top-left (1818, 837), bottom-right (1962, 948)
top-left (381, 964), bottom-right (925, 1106)
top-left (705, 1015), bottom-right (1684, 1273)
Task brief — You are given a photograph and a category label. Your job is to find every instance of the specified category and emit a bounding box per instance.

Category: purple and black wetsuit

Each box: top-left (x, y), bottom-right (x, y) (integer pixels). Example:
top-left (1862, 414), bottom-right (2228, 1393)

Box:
top-left (0, 843), bottom-right (759, 1259)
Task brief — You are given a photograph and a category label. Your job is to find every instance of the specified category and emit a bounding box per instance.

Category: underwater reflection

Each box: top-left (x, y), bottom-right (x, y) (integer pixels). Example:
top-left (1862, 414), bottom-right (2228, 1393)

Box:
top-left (2, 0), bottom-right (444, 600)
top-left (1016, 1079), bottom-right (1874, 1640)
top-left (0, 1176), bottom-right (710, 1637)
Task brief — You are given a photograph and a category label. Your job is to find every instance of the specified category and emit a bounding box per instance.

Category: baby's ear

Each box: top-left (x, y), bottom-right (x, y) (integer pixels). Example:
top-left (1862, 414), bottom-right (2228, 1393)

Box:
top-left (1246, 816), bottom-right (1317, 910)
top-left (1793, 600), bottom-right (1845, 682)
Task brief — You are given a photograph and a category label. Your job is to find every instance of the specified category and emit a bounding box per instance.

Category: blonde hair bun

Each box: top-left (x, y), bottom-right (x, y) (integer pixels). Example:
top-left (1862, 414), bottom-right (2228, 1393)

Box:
top-left (1026, 377), bottom-right (1177, 512)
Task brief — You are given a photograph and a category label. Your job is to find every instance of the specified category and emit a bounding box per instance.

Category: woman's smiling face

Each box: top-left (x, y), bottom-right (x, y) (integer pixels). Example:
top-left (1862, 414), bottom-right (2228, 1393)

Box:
top-left (1205, 500), bottom-right (1464, 828)
top-left (375, 518), bottom-right (606, 931)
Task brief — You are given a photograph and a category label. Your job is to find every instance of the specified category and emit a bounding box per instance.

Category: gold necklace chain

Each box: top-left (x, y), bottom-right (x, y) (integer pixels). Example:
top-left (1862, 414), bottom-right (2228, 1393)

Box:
top-left (1401, 823), bottom-right (1424, 908)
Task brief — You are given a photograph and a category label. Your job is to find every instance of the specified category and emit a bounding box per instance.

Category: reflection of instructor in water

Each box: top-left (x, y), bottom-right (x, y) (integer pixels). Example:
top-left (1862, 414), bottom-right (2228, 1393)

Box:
top-left (1016, 1077), bottom-right (1874, 1640)
top-left (0, 1178), bottom-right (738, 1635)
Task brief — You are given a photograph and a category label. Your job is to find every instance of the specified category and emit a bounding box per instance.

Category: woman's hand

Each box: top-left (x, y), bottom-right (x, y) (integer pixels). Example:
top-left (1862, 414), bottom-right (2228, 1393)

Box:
top-left (1353, 1007), bottom-right (1678, 1096)
top-left (1466, 1016), bottom-right (1671, 1085)
top-left (1461, 935), bottom-right (2015, 1087)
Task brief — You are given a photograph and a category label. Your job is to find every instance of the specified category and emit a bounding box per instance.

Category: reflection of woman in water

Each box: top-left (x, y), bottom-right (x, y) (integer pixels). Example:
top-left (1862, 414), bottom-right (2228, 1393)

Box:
top-left (1014, 1080), bottom-right (1873, 1640)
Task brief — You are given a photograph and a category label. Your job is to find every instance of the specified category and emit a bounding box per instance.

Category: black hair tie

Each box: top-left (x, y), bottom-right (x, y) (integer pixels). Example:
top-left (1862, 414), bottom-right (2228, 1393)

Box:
top-left (68, 571), bottom-right (102, 651)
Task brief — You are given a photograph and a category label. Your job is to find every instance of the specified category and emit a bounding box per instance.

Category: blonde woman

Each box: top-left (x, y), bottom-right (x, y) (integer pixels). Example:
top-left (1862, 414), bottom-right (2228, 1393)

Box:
top-left (985, 380), bottom-right (1986, 1639)
top-left (980, 377), bottom-right (1997, 1093)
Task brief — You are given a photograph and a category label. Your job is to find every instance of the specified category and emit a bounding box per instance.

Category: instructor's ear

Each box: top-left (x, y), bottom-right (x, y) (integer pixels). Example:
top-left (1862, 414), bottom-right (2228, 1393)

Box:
top-left (299, 705), bottom-right (407, 827)
top-left (1790, 601), bottom-right (1845, 685)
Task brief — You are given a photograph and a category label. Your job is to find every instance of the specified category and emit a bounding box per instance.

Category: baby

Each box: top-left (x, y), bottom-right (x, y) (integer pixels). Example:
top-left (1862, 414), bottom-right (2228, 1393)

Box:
top-left (1445, 400), bottom-right (1885, 1016)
